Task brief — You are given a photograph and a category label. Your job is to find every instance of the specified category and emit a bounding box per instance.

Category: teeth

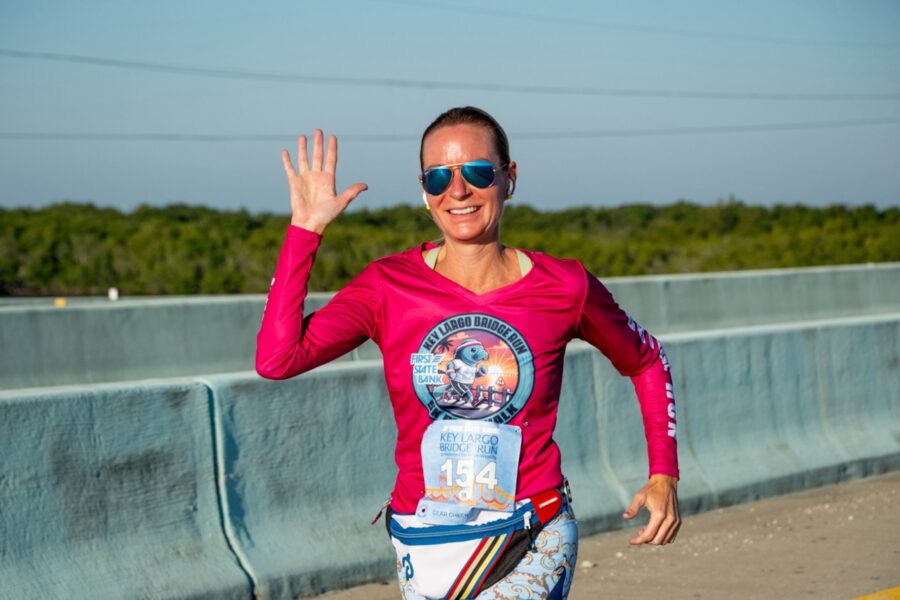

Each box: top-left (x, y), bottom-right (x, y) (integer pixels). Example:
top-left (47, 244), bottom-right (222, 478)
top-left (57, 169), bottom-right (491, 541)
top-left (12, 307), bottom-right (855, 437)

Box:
top-left (449, 206), bottom-right (478, 215)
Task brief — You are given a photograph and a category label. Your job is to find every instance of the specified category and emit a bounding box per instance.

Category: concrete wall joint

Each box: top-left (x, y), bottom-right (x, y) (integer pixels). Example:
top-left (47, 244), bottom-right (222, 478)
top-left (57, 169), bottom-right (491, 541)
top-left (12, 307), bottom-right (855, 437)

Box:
top-left (198, 378), bottom-right (259, 599)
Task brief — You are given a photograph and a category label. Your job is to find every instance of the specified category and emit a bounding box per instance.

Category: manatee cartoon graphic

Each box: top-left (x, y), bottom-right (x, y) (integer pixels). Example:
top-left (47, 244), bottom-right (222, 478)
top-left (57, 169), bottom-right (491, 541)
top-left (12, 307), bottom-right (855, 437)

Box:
top-left (432, 339), bottom-right (489, 407)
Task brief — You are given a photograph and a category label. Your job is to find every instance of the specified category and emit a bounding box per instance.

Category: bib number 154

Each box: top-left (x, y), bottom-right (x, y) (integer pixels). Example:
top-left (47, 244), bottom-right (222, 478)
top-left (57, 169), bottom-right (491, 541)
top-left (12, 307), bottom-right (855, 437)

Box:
top-left (441, 458), bottom-right (498, 500)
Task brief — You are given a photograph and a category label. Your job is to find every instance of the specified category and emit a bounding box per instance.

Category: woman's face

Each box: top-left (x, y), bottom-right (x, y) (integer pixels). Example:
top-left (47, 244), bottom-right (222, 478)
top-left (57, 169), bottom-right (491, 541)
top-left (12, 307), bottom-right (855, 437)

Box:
top-left (420, 123), bottom-right (516, 245)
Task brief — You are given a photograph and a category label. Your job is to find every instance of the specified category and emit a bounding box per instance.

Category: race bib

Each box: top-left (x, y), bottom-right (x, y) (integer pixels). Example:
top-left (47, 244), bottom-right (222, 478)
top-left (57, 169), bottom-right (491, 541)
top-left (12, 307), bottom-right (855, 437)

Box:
top-left (417, 420), bottom-right (522, 525)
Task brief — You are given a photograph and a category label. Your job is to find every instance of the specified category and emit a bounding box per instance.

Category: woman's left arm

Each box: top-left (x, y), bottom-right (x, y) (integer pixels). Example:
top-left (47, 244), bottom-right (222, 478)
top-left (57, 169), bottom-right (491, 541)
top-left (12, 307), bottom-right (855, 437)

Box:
top-left (574, 266), bottom-right (681, 545)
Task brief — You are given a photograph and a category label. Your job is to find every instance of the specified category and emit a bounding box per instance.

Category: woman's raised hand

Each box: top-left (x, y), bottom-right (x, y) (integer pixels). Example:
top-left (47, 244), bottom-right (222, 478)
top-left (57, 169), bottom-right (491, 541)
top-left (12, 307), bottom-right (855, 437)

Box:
top-left (281, 130), bottom-right (368, 234)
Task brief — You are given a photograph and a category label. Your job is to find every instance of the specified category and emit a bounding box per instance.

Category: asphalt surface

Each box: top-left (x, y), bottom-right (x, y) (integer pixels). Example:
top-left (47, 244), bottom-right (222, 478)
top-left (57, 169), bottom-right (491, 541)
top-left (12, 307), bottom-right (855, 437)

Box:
top-left (318, 471), bottom-right (900, 599)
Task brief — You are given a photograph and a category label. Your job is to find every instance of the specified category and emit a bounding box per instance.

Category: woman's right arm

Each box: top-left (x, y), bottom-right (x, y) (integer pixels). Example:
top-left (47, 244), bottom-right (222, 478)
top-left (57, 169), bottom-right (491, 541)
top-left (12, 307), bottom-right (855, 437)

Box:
top-left (255, 130), bottom-right (371, 379)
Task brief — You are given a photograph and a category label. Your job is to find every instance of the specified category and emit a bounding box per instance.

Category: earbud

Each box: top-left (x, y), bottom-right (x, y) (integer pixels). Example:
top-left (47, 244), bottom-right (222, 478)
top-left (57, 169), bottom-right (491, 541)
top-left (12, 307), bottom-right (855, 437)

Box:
top-left (422, 192), bottom-right (431, 211)
top-left (506, 179), bottom-right (516, 200)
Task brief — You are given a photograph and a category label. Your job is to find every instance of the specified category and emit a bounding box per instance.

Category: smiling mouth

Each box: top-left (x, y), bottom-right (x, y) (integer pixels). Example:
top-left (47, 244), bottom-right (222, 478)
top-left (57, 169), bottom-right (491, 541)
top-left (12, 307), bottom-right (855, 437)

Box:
top-left (448, 206), bottom-right (480, 215)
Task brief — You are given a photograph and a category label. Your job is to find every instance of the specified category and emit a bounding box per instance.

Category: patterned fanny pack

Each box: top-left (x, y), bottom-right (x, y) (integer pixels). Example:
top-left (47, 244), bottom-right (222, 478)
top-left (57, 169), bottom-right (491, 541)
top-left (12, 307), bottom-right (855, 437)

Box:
top-left (386, 487), bottom-right (567, 600)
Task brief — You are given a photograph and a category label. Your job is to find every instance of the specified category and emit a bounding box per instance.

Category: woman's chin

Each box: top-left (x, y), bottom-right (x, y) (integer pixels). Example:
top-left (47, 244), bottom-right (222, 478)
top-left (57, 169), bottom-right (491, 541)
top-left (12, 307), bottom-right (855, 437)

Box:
top-left (440, 226), bottom-right (499, 245)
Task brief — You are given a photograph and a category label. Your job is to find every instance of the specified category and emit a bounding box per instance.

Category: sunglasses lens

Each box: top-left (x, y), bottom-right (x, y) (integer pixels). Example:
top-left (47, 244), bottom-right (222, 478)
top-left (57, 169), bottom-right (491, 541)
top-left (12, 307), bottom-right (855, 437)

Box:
top-left (422, 161), bottom-right (498, 194)
top-left (423, 168), bottom-right (452, 195)
top-left (461, 161), bottom-right (495, 188)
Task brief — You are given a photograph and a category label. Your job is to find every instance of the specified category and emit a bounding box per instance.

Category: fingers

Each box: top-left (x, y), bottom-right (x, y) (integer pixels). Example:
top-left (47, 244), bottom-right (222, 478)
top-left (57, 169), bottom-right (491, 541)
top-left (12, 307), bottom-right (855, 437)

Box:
top-left (324, 134), bottom-right (338, 173)
top-left (295, 130), bottom-right (337, 173)
top-left (652, 511), bottom-right (681, 545)
top-left (281, 149), bottom-right (295, 178)
top-left (297, 135), bottom-right (309, 173)
top-left (651, 514), bottom-right (676, 545)
top-left (623, 481), bottom-right (682, 545)
top-left (664, 518), bottom-right (682, 544)
top-left (663, 500), bottom-right (682, 544)
top-left (339, 182), bottom-right (369, 205)
top-left (311, 129), bottom-right (324, 171)
top-left (622, 493), bottom-right (645, 520)
top-left (629, 510), bottom-right (679, 545)
top-left (628, 502), bottom-right (681, 545)
top-left (630, 511), bottom-right (664, 545)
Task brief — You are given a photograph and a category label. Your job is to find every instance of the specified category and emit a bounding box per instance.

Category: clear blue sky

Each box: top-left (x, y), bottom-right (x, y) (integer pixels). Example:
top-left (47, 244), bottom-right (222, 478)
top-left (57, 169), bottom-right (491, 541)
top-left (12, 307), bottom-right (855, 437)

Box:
top-left (1, 0), bottom-right (898, 213)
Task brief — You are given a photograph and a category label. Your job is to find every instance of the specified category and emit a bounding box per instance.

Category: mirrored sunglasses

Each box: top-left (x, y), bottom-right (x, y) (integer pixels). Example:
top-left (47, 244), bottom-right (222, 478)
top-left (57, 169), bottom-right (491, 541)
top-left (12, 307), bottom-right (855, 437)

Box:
top-left (420, 160), bottom-right (505, 196)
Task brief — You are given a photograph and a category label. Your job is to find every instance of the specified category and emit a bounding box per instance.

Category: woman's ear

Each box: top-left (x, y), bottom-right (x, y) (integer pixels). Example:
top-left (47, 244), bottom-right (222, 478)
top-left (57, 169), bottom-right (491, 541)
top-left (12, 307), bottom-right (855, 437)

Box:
top-left (506, 161), bottom-right (517, 199)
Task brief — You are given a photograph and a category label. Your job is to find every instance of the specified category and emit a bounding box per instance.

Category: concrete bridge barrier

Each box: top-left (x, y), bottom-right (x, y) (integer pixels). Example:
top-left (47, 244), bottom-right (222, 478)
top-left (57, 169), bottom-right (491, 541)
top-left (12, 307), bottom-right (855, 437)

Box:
top-left (0, 293), bottom-right (340, 391)
top-left (668, 314), bottom-right (900, 506)
top-left (0, 296), bottom-right (264, 390)
top-left (2, 263), bottom-right (897, 390)
top-left (202, 362), bottom-right (399, 598)
top-left (554, 314), bottom-right (900, 538)
top-left (604, 262), bottom-right (900, 334)
top-left (0, 380), bottom-right (250, 599)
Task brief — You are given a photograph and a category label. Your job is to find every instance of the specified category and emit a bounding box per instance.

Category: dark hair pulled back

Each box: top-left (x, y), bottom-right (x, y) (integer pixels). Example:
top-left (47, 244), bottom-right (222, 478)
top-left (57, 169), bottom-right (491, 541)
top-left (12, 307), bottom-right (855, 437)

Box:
top-left (419, 106), bottom-right (510, 169)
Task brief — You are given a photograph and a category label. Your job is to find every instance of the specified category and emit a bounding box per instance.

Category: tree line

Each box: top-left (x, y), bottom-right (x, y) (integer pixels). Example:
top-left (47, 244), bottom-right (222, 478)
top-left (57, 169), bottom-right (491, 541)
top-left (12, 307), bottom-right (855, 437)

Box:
top-left (1, 200), bottom-right (897, 296)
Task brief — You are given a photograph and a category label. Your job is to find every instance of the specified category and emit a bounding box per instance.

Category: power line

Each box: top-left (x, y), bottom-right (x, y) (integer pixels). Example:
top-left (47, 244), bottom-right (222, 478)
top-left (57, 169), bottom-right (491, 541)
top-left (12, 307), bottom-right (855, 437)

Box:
top-left (373, 0), bottom-right (900, 50)
top-left (513, 116), bottom-right (900, 139)
top-left (2, 116), bottom-right (898, 143)
top-left (2, 48), bottom-right (899, 101)
top-left (0, 132), bottom-right (412, 142)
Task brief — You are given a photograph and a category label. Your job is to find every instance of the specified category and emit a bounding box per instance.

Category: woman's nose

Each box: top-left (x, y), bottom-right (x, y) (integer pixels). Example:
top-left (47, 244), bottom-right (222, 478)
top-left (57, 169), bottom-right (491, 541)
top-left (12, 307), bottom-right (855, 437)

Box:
top-left (448, 168), bottom-right (470, 199)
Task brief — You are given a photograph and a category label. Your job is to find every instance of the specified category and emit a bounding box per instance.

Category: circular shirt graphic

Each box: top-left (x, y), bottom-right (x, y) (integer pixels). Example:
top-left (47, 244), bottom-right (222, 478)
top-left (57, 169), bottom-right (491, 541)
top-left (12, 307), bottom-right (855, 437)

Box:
top-left (411, 313), bottom-right (534, 422)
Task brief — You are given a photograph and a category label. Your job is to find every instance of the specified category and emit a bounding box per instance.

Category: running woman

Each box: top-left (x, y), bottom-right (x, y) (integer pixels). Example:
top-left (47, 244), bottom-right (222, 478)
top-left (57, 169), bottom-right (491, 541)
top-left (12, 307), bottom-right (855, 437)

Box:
top-left (257, 107), bottom-right (680, 599)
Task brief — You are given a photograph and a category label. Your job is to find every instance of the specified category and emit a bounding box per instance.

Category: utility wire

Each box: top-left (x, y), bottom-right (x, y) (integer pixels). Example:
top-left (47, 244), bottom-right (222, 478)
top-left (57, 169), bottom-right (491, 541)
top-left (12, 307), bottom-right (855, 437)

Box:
top-left (2, 49), bottom-right (899, 101)
top-left (373, 0), bottom-right (900, 50)
top-left (2, 116), bottom-right (898, 143)
top-left (513, 116), bottom-right (900, 139)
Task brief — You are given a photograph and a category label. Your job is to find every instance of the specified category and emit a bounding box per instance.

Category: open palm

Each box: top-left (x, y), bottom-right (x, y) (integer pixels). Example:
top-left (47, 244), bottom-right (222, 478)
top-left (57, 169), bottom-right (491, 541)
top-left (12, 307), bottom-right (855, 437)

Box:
top-left (281, 129), bottom-right (368, 234)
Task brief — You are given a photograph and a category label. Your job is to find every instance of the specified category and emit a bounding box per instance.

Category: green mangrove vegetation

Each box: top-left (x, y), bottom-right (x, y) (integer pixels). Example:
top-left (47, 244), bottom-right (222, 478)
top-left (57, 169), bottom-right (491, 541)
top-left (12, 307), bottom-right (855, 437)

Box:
top-left (1, 200), bottom-right (897, 295)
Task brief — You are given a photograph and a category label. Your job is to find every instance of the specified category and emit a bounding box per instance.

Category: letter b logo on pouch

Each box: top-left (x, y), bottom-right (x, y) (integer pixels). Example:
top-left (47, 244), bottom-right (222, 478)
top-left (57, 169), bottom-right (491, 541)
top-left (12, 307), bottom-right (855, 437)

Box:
top-left (410, 313), bottom-right (534, 423)
top-left (401, 553), bottom-right (414, 581)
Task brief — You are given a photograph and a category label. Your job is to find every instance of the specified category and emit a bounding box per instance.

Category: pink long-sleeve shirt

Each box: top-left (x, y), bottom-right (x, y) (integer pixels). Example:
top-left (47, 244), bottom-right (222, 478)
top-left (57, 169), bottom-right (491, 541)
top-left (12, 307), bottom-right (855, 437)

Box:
top-left (257, 225), bottom-right (678, 513)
